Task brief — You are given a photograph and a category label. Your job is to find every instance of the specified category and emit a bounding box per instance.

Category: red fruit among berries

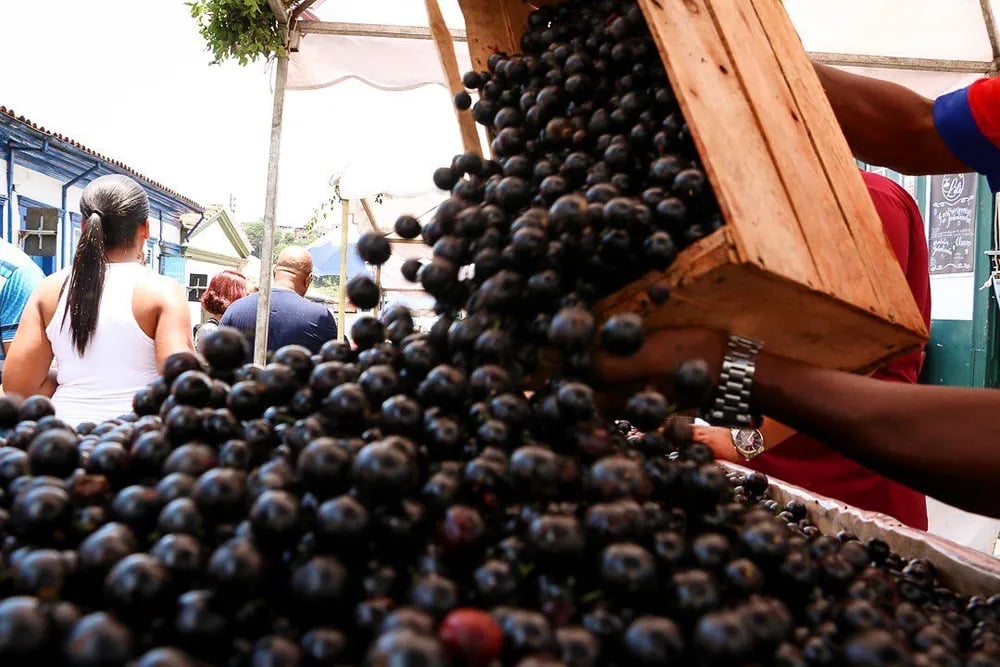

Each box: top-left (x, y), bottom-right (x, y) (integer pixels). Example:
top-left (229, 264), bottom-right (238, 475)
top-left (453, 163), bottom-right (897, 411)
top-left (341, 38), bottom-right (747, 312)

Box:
top-left (439, 608), bottom-right (504, 667)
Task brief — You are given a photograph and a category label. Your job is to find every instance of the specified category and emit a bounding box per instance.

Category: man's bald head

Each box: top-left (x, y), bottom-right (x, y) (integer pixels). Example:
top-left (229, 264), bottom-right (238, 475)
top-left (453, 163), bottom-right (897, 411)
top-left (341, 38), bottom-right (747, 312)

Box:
top-left (273, 246), bottom-right (314, 296)
top-left (277, 246), bottom-right (313, 274)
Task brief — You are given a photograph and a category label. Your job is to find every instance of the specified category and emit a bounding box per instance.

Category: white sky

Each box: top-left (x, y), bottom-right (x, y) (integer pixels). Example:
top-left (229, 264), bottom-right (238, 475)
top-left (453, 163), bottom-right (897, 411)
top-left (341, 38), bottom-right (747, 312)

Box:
top-left (1, 0), bottom-right (990, 228)
top-left (0, 0), bottom-right (277, 220)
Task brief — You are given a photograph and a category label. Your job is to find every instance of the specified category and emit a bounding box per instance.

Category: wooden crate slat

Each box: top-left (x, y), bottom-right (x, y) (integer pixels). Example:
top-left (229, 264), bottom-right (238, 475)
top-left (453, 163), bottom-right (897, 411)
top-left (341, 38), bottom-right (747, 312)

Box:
top-left (703, 0), bottom-right (883, 311)
top-left (456, 0), bottom-right (530, 73)
top-left (629, 264), bottom-right (924, 372)
top-left (594, 227), bottom-right (735, 313)
top-left (634, 0), bottom-right (818, 291)
top-left (748, 0), bottom-right (927, 334)
top-left (595, 230), bottom-right (924, 371)
top-left (426, 0), bottom-right (483, 156)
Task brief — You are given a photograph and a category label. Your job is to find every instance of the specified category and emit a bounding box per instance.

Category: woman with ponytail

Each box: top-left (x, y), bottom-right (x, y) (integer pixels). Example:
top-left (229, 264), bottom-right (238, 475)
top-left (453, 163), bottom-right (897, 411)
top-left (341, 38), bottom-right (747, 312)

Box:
top-left (2, 174), bottom-right (194, 426)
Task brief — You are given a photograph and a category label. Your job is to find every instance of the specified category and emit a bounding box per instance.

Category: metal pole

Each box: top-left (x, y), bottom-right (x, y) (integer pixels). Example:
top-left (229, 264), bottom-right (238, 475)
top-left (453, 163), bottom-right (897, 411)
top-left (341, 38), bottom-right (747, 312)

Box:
top-left (808, 51), bottom-right (993, 74)
top-left (254, 34), bottom-right (289, 366)
top-left (296, 20), bottom-right (467, 41)
top-left (338, 200), bottom-right (350, 341)
top-left (6, 143), bottom-right (15, 242)
top-left (979, 0), bottom-right (1000, 74)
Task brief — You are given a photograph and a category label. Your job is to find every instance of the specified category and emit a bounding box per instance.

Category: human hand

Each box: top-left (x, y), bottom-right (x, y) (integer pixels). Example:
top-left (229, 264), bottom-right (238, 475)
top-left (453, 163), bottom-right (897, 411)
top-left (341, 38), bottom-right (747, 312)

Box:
top-left (691, 424), bottom-right (741, 463)
top-left (593, 327), bottom-right (728, 416)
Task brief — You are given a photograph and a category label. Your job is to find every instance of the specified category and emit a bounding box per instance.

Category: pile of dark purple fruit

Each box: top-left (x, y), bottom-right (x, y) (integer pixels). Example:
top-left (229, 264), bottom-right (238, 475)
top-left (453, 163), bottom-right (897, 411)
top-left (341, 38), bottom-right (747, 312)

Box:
top-left (0, 0), bottom-right (998, 666)
top-left (367, 0), bottom-right (732, 384)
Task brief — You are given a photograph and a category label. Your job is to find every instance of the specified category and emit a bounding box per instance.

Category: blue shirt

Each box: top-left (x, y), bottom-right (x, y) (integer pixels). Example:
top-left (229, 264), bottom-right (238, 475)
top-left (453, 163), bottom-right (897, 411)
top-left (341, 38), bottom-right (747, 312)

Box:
top-left (935, 78), bottom-right (1000, 191)
top-left (220, 289), bottom-right (338, 360)
top-left (0, 239), bottom-right (44, 361)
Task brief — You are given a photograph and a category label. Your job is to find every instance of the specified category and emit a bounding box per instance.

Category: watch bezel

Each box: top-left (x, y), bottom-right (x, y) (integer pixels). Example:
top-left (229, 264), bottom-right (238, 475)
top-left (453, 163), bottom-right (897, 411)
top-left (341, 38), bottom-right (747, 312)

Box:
top-left (731, 428), bottom-right (764, 460)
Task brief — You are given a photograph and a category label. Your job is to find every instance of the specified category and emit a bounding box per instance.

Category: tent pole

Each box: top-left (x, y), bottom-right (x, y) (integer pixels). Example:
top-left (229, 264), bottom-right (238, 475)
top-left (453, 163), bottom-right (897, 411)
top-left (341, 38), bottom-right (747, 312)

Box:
top-left (426, 0), bottom-right (482, 156)
top-left (338, 200), bottom-right (349, 341)
top-left (359, 198), bottom-right (381, 234)
top-left (297, 21), bottom-right (467, 41)
top-left (359, 197), bottom-right (382, 317)
top-left (808, 51), bottom-right (992, 74)
top-left (254, 28), bottom-right (289, 366)
top-left (979, 0), bottom-right (1000, 74)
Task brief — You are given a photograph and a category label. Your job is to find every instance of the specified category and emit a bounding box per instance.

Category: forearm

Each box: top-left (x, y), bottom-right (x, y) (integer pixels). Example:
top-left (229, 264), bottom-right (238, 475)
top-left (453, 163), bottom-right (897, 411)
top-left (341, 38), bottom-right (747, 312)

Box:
top-left (753, 352), bottom-right (1000, 516)
top-left (813, 62), bottom-right (967, 175)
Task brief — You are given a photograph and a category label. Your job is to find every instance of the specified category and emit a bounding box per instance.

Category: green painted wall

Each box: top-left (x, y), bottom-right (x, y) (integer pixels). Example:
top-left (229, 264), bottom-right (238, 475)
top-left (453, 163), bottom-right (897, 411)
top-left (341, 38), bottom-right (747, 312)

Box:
top-left (921, 320), bottom-right (975, 386)
top-left (928, 175), bottom-right (999, 389)
top-left (862, 167), bottom-right (998, 389)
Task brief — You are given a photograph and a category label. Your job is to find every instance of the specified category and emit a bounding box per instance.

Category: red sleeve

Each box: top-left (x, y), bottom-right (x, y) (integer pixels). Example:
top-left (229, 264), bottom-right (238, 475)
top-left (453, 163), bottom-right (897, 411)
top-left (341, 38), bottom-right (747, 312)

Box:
top-left (967, 78), bottom-right (1000, 148)
top-left (859, 172), bottom-right (932, 384)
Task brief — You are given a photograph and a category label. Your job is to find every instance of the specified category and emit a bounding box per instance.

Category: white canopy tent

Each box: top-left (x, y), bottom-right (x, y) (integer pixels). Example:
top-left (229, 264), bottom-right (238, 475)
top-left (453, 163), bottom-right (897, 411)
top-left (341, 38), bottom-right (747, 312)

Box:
top-left (785, 0), bottom-right (1000, 96)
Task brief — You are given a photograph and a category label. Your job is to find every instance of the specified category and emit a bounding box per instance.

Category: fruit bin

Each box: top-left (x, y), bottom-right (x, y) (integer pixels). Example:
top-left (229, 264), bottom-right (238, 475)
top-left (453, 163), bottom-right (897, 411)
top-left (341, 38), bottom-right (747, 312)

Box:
top-left (452, 0), bottom-right (929, 373)
top-left (722, 463), bottom-right (1000, 595)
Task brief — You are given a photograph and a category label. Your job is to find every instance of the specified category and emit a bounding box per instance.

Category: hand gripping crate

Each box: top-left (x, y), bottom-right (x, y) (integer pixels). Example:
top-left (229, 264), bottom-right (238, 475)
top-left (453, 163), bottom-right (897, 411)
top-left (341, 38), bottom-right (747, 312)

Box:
top-left (452, 0), bottom-right (928, 372)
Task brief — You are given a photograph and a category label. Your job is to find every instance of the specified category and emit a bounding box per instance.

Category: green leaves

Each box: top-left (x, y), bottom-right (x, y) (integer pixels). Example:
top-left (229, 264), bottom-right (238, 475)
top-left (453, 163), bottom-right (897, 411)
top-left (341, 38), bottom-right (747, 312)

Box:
top-left (188, 0), bottom-right (290, 65)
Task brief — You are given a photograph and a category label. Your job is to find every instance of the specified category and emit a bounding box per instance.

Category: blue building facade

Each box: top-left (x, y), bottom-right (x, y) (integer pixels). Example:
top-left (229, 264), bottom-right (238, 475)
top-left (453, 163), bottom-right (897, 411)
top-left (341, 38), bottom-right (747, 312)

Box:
top-left (0, 106), bottom-right (202, 277)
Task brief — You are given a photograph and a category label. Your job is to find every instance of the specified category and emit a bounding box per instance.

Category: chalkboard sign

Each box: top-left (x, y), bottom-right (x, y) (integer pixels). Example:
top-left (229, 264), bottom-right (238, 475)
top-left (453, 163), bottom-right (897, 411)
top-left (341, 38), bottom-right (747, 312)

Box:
top-left (928, 174), bottom-right (977, 275)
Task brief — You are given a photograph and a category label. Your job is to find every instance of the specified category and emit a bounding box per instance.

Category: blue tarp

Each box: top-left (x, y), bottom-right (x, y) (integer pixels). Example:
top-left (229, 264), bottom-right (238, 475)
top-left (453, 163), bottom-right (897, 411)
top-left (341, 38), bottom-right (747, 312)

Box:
top-left (307, 233), bottom-right (368, 277)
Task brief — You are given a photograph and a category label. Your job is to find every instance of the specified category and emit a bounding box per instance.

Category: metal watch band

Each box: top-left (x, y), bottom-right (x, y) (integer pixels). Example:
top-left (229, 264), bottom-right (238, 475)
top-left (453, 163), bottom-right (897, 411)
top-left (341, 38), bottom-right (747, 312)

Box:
top-left (707, 334), bottom-right (763, 428)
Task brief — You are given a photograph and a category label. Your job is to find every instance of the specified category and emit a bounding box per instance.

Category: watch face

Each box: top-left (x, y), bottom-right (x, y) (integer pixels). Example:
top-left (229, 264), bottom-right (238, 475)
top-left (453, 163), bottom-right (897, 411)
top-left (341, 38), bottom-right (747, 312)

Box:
top-left (734, 429), bottom-right (764, 454)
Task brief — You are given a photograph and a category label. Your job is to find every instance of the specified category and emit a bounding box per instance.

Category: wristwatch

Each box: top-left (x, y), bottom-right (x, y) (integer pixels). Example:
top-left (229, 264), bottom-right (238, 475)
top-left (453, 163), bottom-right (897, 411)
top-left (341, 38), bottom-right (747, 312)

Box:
top-left (707, 334), bottom-right (764, 428)
top-left (731, 428), bottom-right (765, 461)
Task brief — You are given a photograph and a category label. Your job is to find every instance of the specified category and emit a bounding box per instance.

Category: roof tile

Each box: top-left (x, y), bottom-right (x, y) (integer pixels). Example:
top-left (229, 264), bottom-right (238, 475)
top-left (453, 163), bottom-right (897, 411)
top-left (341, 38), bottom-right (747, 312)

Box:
top-left (0, 105), bottom-right (203, 212)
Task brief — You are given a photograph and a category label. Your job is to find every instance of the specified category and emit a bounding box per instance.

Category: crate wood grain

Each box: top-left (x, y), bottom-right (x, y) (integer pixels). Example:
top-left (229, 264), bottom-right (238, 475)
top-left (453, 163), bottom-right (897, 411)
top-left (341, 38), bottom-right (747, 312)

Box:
top-left (453, 0), bottom-right (928, 371)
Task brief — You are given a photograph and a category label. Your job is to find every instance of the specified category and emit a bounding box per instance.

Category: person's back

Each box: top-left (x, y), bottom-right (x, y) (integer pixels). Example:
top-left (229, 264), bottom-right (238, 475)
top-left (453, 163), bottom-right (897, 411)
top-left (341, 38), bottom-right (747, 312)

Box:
top-left (0, 239), bottom-right (44, 378)
top-left (220, 246), bottom-right (337, 358)
top-left (2, 174), bottom-right (193, 427)
top-left (195, 269), bottom-right (247, 354)
top-left (746, 171), bottom-right (933, 529)
top-left (222, 289), bottom-right (337, 358)
top-left (46, 263), bottom-right (160, 424)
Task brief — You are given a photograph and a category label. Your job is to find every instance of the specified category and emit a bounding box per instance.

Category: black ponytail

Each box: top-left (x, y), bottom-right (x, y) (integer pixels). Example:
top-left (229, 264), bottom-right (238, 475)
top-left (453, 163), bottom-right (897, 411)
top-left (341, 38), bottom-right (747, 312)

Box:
top-left (64, 175), bottom-right (149, 355)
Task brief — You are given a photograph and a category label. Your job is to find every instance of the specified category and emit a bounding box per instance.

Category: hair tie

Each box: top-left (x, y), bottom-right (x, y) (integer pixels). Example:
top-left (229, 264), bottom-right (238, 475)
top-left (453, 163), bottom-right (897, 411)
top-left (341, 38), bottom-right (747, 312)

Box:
top-left (91, 209), bottom-right (104, 220)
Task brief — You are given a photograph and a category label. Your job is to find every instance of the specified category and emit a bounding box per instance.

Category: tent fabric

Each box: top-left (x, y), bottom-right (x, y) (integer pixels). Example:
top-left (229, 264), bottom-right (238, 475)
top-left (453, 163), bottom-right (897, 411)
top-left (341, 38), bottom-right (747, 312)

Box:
top-left (288, 34), bottom-right (473, 91)
top-left (306, 0), bottom-right (466, 29)
top-left (307, 234), bottom-right (368, 277)
top-left (785, 0), bottom-right (998, 96)
top-left (784, 0), bottom-right (995, 63)
top-left (278, 80), bottom-right (469, 222)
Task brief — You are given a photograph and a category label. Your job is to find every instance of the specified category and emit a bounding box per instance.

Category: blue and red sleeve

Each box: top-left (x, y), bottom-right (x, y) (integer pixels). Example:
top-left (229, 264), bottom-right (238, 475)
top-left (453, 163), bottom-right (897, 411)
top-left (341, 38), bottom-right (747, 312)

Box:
top-left (934, 78), bottom-right (1000, 191)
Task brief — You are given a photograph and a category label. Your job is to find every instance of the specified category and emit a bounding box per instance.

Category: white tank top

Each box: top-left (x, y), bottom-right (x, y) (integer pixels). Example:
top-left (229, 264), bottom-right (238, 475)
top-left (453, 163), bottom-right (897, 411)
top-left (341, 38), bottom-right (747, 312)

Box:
top-left (45, 262), bottom-right (159, 426)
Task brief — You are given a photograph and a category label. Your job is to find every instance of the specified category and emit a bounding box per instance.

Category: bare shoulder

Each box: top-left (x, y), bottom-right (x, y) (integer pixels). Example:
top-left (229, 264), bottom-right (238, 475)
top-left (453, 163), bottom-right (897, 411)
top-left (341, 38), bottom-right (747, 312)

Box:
top-left (29, 270), bottom-right (70, 324)
top-left (137, 271), bottom-right (186, 299)
top-left (35, 270), bottom-right (70, 305)
top-left (134, 271), bottom-right (187, 313)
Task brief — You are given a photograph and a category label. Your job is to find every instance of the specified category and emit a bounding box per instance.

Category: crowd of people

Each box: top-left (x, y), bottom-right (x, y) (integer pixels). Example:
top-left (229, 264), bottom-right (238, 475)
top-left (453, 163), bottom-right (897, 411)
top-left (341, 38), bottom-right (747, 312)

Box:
top-left (0, 175), bottom-right (337, 429)
top-left (0, 67), bottom-right (997, 546)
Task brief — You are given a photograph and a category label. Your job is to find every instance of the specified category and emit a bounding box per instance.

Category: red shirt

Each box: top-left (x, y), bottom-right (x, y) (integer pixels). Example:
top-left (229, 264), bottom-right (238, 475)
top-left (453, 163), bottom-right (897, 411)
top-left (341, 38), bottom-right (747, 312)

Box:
top-left (746, 171), bottom-right (933, 530)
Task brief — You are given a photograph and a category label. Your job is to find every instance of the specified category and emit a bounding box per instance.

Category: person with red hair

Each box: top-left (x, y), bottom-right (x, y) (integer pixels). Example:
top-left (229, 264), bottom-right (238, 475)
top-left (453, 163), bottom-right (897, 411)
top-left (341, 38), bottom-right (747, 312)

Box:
top-left (195, 269), bottom-right (247, 352)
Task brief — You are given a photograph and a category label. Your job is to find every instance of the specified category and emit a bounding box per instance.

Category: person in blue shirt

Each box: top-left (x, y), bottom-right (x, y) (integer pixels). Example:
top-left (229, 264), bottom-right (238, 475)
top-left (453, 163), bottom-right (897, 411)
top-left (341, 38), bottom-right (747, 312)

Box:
top-left (0, 238), bottom-right (44, 378)
top-left (814, 63), bottom-right (1000, 189)
top-left (220, 246), bottom-right (337, 359)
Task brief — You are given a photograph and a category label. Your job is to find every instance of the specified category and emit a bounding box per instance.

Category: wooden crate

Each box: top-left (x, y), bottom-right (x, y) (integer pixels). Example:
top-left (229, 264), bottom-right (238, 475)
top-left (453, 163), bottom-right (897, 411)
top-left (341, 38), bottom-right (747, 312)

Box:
top-left (453, 0), bottom-right (928, 372)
